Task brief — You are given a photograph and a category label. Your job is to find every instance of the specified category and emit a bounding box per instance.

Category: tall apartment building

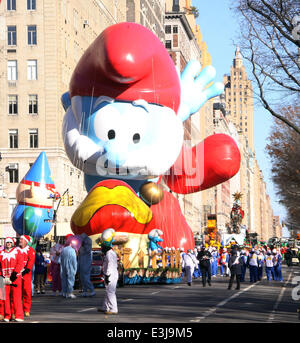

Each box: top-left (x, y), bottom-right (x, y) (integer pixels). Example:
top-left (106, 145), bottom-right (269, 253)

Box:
top-left (0, 0), bottom-right (126, 238)
top-left (126, 0), bottom-right (165, 41)
top-left (222, 48), bottom-right (279, 242)
top-left (223, 47), bottom-right (254, 151)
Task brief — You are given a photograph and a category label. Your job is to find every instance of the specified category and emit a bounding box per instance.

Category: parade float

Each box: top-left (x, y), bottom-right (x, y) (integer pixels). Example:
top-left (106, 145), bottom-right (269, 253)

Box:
top-left (204, 215), bottom-right (222, 250)
top-left (60, 22), bottom-right (241, 284)
top-left (222, 192), bottom-right (246, 248)
top-left (11, 152), bottom-right (60, 247)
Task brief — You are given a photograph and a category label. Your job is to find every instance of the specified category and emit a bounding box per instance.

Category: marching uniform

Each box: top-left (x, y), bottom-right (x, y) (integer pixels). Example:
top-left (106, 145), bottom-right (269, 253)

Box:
top-left (273, 250), bottom-right (283, 281)
top-left (19, 236), bottom-right (35, 316)
top-left (248, 250), bottom-right (259, 282)
top-left (257, 251), bottom-right (264, 281)
top-left (0, 238), bottom-right (24, 322)
top-left (240, 251), bottom-right (248, 282)
top-left (265, 253), bottom-right (274, 281)
top-left (211, 249), bottom-right (219, 277)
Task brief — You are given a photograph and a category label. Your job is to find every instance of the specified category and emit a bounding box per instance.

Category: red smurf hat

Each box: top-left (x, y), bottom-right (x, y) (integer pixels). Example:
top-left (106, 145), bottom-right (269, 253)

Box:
top-left (69, 22), bottom-right (181, 113)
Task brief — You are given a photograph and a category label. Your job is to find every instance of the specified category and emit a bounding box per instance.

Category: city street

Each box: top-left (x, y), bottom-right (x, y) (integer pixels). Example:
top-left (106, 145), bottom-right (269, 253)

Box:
top-left (12, 265), bottom-right (300, 324)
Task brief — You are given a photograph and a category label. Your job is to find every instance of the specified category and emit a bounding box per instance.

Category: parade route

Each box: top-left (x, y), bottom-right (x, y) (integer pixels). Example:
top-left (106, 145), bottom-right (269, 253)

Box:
top-left (12, 265), bottom-right (299, 324)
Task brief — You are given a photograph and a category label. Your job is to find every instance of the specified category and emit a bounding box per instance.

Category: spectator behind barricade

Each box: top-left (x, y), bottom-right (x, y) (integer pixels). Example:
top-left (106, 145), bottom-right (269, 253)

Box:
top-left (34, 247), bottom-right (46, 295)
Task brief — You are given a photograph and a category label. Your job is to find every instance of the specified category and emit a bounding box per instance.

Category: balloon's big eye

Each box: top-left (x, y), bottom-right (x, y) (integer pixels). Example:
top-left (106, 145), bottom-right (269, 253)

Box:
top-left (108, 130), bottom-right (116, 140)
top-left (133, 133), bottom-right (140, 144)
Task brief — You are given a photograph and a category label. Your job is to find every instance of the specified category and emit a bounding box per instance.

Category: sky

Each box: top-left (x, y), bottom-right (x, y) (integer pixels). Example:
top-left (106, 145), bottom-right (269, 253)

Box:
top-left (193, 0), bottom-right (290, 237)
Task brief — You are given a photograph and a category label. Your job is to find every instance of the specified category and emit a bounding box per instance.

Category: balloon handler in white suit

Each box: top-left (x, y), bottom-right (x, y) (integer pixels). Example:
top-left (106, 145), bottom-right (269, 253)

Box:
top-left (97, 229), bottom-right (119, 315)
top-left (183, 249), bottom-right (198, 286)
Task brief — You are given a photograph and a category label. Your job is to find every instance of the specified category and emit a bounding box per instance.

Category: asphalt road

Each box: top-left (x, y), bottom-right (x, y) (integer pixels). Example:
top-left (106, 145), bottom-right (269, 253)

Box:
top-left (3, 265), bottom-right (300, 325)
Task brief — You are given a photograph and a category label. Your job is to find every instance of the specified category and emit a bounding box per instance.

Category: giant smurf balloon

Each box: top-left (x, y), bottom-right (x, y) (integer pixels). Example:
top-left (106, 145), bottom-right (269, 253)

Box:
top-left (11, 152), bottom-right (58, 239)
top-left (61, 23), bottom-right (240, 261)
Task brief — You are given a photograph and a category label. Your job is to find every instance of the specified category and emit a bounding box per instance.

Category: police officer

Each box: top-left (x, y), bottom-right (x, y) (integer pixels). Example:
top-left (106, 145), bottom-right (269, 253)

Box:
top-left (197, 246), bottom-right (212, 287)
top-left (228, 250), bottom-right (243, 290)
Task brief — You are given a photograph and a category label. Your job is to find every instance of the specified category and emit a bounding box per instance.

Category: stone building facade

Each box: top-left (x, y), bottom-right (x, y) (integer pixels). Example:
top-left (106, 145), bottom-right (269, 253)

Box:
top-left (0, 0), bottom-right (126, 238)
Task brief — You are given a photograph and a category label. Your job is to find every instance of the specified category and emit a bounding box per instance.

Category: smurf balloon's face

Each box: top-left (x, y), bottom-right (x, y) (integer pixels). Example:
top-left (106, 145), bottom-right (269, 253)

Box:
top-left (64, 95), bottom-right (184, 179)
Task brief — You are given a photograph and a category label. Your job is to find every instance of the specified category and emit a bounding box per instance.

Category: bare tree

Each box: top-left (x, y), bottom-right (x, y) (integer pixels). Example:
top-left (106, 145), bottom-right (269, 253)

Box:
top-left (232, 0), bottom-right (300, 134)
top-left (266, 105), bottom-right (300, 228)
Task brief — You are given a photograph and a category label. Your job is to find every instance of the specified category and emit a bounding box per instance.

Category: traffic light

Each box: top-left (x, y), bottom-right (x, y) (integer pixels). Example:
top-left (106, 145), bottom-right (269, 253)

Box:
top-left (60, 194), bottom-right (67, 206)
top-left (68, 195), bottom-right (74, 206)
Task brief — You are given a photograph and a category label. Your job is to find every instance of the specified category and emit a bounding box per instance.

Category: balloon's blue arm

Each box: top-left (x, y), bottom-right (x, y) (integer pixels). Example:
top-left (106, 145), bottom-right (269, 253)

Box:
top-left (177, 60), bottom-right (224, 122)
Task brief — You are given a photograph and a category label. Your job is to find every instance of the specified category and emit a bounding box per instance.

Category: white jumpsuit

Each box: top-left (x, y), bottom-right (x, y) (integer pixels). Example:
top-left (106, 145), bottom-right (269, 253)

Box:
top-left (183, 253), bottom-right (198, 283)
top-left (102, 249), bottom-right (118, 313)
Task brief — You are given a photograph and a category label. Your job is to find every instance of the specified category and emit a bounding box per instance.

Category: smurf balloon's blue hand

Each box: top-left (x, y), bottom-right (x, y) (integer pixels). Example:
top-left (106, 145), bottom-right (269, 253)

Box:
top-left (177, 60), bottom-right (224, 122)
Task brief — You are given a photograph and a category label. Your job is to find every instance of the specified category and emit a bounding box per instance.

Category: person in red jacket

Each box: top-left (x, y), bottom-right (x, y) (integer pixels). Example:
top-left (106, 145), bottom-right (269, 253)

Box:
top-left (0, 237), bottom-right (24, 322)
top-left (18, 235), bottom-right (35, 318)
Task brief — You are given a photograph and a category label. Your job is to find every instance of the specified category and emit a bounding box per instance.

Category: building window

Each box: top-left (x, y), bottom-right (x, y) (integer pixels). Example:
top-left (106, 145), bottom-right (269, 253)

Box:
top-left (9, 129), bottom-right (18, 148)
top-left (173, 25), bottom-right (178, 34)
top-left (28, 94), bottom-right (38, 114)
top-left (7, 26), bottom-right (17, 46)
top-left (7, 60), bottom-right (17, 80)
top-left (28, 25), bottom-right (37, 45)
top-left (8, 95), bottom-right (18, 115)
top-left (165, 40), bottom-right (172, 49)
top-left (9, 198), bottom-right (17, 216)
top-left (27, 60), bottom-right (37, 80)
top-left (165, 25), bottom-right (171, 34)
top-left (8, 165), bottom-right (19, 183)
top-left (7, 0), bottom-right (16, 10)
top-left (29, 128), bottom-right (38, 148)
top-left (27, 0), bottom-right (36, 10)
